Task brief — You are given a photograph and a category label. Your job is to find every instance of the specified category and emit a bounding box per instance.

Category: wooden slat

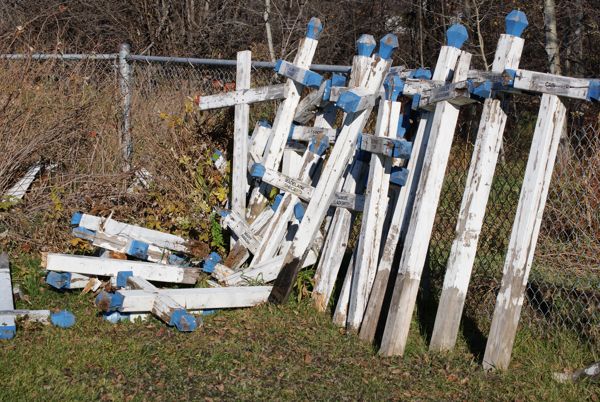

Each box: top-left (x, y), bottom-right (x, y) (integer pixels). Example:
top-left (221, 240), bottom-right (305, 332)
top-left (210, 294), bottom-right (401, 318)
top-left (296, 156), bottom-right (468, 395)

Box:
top-left (197, 84), bottom-right (286, 110)
top-left (379, 41), bottom-right (471, 356)
top-left (312, 156), bottom-right (368, 311)
top-left (483, 94), bottom-right (566, 370)
top-left (3, 164), bottom-right (42, 200)
top-left (430, 30), bottom-right (525, 352)
top-left (44, 253), bottom-right (198, 284)
top-left (347, 94), bottom-right (401, 330)
top-left (74, 213), bottom-right (189, 253)
top-left (115, 286), bottom-right (273, 312)
top-left (231, 50), bottom-right (252, 247)
top-left (359, 42), bottom-right (464, 343)
top-left (0, 253), bottom-right (15, 339)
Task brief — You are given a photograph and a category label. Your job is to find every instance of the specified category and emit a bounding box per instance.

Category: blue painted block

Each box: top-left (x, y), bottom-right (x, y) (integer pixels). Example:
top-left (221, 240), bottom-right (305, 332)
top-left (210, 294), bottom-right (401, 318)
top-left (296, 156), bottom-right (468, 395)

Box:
top-left (103, 311), bottom-right (130, 324)
top-left (468, 80), bottom-right (493, 100)
top-left (392, 140), bottom-right (413, 159)
top-left (505, 10), bottom-right (528, 37)
top-left (116, 271), bottom-right (134, 288)
top-left (409, 68), bottom-right (432, 80)
top-left (336, 90), bottom-right (362, 113)
top-left (258, 119), bottom-right (271, 128)
top-left (0, 325), bottom-right (16, 340)
top-left (202, 309), bottom-right (217, 316)
top-left (383, 73), bottom-right (404, 101)
top-left (293, 203), bottom-right (305, 222)
top-left (303, 69), bottom-right (324, 88)
top-left (587, 79), bottom-right (600, 102)
top-left (95, 291), bottom-right (124, 312)
top-left (322, 79), bottom-right (333, 102)
top-left (271, 194), bottom-right (284, 211)
top-left (356, 34), bottom-right (376, 57)
top-left (306, 17), bottom-right (323, 40)
top-left (411, 94), bottom-right (422, 111)
top-left (50, 310), bottom-right (76, 328)
top-left (46, 271), bottom-right (71, 290)
top-left (70, 212), bottom-right (83, 226)
top-left (446, 24), bottom-right (468, 49)
top-left (203, 252), bottom-right (222, 274)
top-left (378, 33), bottom-right (399, 60)
top-left (127, 240), bottom-right (149, 260)
top-left (390, 167), bottom-right (409, 186)
top-left (331, 73), bottom-right (347, 87)
top-left (219, 209), bottom-right (230, 219)
top-left (169, 309), bottom-right (198, 332)
top-left (250, 163), bottom-right (266, 179)
top-left (308, 135), bottom-right (329, 156)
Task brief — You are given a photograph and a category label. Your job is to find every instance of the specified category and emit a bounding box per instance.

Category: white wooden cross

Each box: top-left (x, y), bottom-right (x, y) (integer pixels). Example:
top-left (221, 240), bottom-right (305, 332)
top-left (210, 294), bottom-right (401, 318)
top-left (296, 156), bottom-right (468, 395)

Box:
top-left (379, 24), bottom-right (472, 357)
top-left (483, 93), bottom-right (567, 370)
top-left (269, 33), bottom-right (398, 304)
top-left (430, 10), bottom-right (528, 352)
top-left (346, 73), bottom-right (404, 330)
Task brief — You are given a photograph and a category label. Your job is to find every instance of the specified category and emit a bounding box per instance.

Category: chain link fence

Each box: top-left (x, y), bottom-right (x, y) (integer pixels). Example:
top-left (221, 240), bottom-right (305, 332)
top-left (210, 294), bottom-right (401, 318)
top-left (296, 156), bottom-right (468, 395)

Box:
top-left (1, 51), bottom-right (598, 361)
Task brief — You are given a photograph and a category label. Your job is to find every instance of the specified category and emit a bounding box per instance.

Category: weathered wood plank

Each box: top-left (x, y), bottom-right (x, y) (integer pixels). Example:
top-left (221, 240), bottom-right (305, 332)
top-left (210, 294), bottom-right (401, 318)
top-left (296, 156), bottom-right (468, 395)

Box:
top-left (359, 38), bottom-right (464, 343)
top-left (269, 34), bottom-right (398, 304)
top-left (196, 84), bottom-right (286, 110)
top-left (358, 134), bottom-right (412, 159)
top-left (43, 253), bottom-right (199, 284)
top-left (108, 286), bottom-right (273, 312)
top-left (430, 14), bottom-right (527, 352)
top-left (347, 74), bottom-right (403, 330)
top-left (379, 24), bottom-right (471, 357)
top-left (3, 164), bottom-right (42, 200)
top-left (0, 253), bottom-right (16, 339)
top-left (73, 213), bottom-right (189, 253)
top-left (231, 50), bottom-right (252, 246)
top-left (483, 94), bottom-right (566, 370)
top-left (312, 155), bottom-right (368, 312)
top-left (221, 210), bottom-right (261, 254)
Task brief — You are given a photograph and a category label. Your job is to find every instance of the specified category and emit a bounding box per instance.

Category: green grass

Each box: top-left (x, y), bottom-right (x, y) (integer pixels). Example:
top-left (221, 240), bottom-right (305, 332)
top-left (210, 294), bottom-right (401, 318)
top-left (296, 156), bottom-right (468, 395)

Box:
top-left (1, 255), bottom-right (598, 400)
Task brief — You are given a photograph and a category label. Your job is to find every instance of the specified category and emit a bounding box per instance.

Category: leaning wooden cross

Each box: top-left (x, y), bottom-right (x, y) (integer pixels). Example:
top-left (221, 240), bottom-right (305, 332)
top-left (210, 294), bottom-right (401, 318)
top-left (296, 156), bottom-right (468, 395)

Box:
top-left (430, 10), bottom-right (529, 353)
top-left (269, 33), bottom-right (399, 303)
top-left (379, 24), bottom-right (471, 356)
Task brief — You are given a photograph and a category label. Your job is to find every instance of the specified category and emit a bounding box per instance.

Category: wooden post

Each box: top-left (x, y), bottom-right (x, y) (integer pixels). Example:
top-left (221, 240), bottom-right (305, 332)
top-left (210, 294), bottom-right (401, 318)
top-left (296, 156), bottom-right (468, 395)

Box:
top-left (246, 18), bottom-right (323, 222)
top-left (119, 43), bottom-right (132, 172)
top-left (310, 34), bottom-right (377, 312)
top-left (346, 74), bottom-right (403, 330)
top-left (483, 93), bottom-right (566, 370)
top-left (232, 50), bottom-right (252, 248)
top-left (269, 34), bottom-right (398, 304)
top-left (0, 253), bottom-right (15, 340)
top-left (43, 253), bottom-right (199, 285)
top-left (430, 10), bottom-right (528, 352)
top-left (360, 73), bottom-right (450, 343)
top-left (312, 154), bottom-right (368, 312)
top-left (379, 24), bottom-right (471, 357)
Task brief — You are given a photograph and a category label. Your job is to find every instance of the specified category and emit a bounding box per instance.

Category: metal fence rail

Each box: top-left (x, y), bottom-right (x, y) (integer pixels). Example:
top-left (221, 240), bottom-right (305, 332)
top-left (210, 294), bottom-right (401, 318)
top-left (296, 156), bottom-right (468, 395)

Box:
top-left (1, 46), bottom-right (597, 359)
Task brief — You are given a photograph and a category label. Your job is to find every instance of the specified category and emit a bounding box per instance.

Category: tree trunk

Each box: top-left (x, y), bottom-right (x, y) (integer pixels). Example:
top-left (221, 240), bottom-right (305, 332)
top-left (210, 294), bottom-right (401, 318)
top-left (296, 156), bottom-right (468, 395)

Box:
top-left (543, 0), bottom-right (561, 74)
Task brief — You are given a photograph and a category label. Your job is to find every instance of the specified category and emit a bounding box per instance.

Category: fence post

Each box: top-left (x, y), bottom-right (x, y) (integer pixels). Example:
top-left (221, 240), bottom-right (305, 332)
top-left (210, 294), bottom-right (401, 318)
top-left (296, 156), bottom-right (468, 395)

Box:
top-left (119, 43), bottom-right (132, 172)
